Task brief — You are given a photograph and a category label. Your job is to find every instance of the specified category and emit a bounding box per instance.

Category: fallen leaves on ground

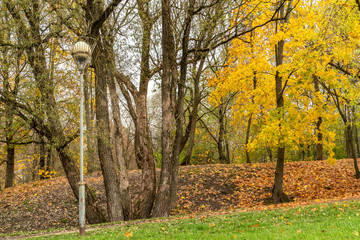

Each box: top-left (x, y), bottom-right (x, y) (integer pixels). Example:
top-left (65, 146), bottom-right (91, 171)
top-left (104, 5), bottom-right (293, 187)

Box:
top-left (1, 159), bottom-right (360, 234)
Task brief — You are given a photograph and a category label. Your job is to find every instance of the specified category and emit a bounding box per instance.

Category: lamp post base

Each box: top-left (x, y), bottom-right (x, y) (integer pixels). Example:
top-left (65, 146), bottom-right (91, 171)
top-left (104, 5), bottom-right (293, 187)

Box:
top-left (80, 227), bottom-right (85, 236)
top-left (79, 182), bottom-right (85, 236)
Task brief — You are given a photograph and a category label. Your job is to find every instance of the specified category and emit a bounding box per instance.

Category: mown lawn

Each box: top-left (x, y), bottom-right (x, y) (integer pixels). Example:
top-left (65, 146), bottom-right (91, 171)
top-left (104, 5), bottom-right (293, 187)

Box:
top-left (21, 200), bottom-right (360, 240)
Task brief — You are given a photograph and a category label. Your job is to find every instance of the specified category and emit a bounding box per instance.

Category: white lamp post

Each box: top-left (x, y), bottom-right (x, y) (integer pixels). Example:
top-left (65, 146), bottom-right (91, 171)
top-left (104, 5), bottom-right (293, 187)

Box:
top-left (71, 41), bottom-right (92, 236)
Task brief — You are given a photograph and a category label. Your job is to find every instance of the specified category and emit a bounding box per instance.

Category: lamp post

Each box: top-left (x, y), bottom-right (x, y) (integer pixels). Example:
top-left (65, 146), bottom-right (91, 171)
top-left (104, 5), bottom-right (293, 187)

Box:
top-left (71, 41), bottom-right (92, 236)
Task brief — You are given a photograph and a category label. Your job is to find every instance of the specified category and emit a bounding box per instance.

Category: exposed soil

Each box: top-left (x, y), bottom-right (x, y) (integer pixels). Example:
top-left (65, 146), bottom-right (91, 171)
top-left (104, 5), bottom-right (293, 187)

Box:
top-left (1, 159), bottom-right (360, 234)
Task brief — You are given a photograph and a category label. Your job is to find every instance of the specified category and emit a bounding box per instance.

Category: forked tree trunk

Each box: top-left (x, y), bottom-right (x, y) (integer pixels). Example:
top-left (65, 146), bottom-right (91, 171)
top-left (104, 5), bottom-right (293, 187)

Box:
top-left (170, 0), bottom-right (197, 208)
top-left (93, 42), bottom-right (124, 222)
top-left (109, 72), bottom-right (132, 220)
top-left (135, 95), bottom-right (156, 218)
top-left (180, 58), bottom-right (205, 166)
top-left (116, 71), bottom-right (156, 219)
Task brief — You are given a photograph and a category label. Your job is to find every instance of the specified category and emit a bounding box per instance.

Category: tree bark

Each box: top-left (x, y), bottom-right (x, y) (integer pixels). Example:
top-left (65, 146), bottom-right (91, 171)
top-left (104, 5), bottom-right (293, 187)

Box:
top-left (170, 0), bottom-right (195, 207)
top-left (135, 94), bottom-right (156, 219)
top-left (114, 0), bottom-right (157, 218)
top-left (356, 125), bottom-right (360, 158)
top-left (315, 116), bottom-right (323, 160)
top-left (153, 0), bottom-right (175, 218)
top-left (180, 57), bottom-right (205, 166)
top-left (245, 114), bottom-right (253, 164)
top-left (272, 65), bottom-right (286, 204)
top-left (345, 124), bottom-right (360, 178)
top-left (272, 0), bottom-right (292, 203)
top-left (93, 42), bottom-right (124, 222)
top-left (313, 76), bottom-right (323, 160)
top-left (3, 47), bottom-right (16, 188)
top-left (135, 2), bottom-right (157, 218)
top-left (39, 133), bottom-right (47, 180)
top-left (117, 77), bottom-right (156, 219)
top-left (108, 72), bottom-right (132, 220)
top-left (5, 146), bottom-right (15, 188)
top-left (245, 30), bottom-right (258, 164)
top-left (218, 102), bottom-right (228, 164)
top-left (84, 73), bottom-right (97, 173)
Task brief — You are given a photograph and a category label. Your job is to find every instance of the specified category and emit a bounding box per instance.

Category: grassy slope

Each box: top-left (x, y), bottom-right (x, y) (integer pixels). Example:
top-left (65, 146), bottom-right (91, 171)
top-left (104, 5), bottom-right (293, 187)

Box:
top-left (1, 159), bottom-right (360, 235)
top-left (26, 200), bottom-right (360, 240)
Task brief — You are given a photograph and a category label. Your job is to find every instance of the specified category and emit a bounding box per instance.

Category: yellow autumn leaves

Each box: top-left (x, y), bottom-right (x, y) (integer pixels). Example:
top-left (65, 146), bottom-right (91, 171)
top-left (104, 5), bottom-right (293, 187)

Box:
top-left (209, 0), bottom-right (360, 161)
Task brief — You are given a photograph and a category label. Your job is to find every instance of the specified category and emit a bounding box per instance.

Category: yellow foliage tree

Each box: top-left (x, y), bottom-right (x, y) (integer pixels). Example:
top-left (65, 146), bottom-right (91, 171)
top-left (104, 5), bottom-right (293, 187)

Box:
top-left (209, 0), bottom-right (360, 202)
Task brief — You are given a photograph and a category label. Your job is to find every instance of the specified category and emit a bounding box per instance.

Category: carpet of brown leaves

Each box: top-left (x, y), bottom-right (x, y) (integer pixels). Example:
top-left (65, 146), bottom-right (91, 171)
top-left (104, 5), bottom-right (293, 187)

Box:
top-left (1, 159), bottom-right (360, 234)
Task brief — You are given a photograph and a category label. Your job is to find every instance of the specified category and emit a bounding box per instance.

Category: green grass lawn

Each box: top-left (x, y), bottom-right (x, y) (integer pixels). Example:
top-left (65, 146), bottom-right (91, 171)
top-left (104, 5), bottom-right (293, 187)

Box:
top-left (18, 200), bottom-right (360, 239)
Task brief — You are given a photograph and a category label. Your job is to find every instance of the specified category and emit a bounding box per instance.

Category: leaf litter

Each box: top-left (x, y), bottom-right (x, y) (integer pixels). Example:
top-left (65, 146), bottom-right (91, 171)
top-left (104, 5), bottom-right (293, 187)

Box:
top-left (1, 159), bottom-right (360, 234)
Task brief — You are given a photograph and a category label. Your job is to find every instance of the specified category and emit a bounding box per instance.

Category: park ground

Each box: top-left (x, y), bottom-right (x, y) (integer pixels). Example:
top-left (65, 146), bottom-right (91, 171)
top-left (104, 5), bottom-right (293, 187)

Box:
top-left (1, 159), bottom-right (360, 238)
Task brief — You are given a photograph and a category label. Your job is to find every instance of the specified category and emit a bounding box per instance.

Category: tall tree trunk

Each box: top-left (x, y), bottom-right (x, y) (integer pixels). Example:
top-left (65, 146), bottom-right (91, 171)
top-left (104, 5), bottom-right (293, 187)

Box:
top-left (272, 73), bottom-right (286, 204)
top-left (109, 0), bottom-right (158, 219)
top-left (225, 137), bottom-right (231, 163)
top-left (346, 130), bottom-right (351, 158)
top-left (93, 42), bottom-right (124, 222)
top-left (181, 131), bottom-right (195, 166)
top-left (3, 46), bottom-right (15, 188)
top-left (245, 30), bottom-right (258, 164)
top-left (272, 0), bottom-right (292, 203)
top-left (315, 116), bottom-right (323, 160)
top-left (267, 147), bottom-right (273, 162)
top-left (2, 26), bottom-right (16, 188)
top-left (135, 3), bottom-right (157, 217)
top-left (5, 146), bottom-right (15, 188)
top-left (108, 72), bottom-right (132, 221)
top-left (135, 94), bottom-right (156, 218)
top-left (180, 57), bottom-right (205, 166)
top-left (218, 102), bottom-right (227, 164)
top-left (153, 0), bottom-right (175, 218)
top-left (170, 0), bottom-right (195, 207)
top-left (345, 124), bottom-right (360, 178)
top-left (47, 145), bottom-right (53, 173)
top-left (39, 133), bottom-right (47, 180)
top-left (245, 114), bottom-right (252, 164)
top-left (106, 37), bottom-right (132, 220)
top-left (356, 125), bottom-right (360, 158)
top-left (84, 73), bottom-right (97, 173)
top-left (313, 76), bottom-right (323, 160)
top-left (116, 71), bottom-right (156, 219)
top-left (86, 0), bottom-right (129, 221)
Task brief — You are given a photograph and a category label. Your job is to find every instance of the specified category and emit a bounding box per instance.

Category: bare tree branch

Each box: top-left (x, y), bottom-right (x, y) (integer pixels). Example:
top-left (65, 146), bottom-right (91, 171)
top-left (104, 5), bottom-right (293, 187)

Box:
top-left (90, 0), bottom-right (124, 35)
